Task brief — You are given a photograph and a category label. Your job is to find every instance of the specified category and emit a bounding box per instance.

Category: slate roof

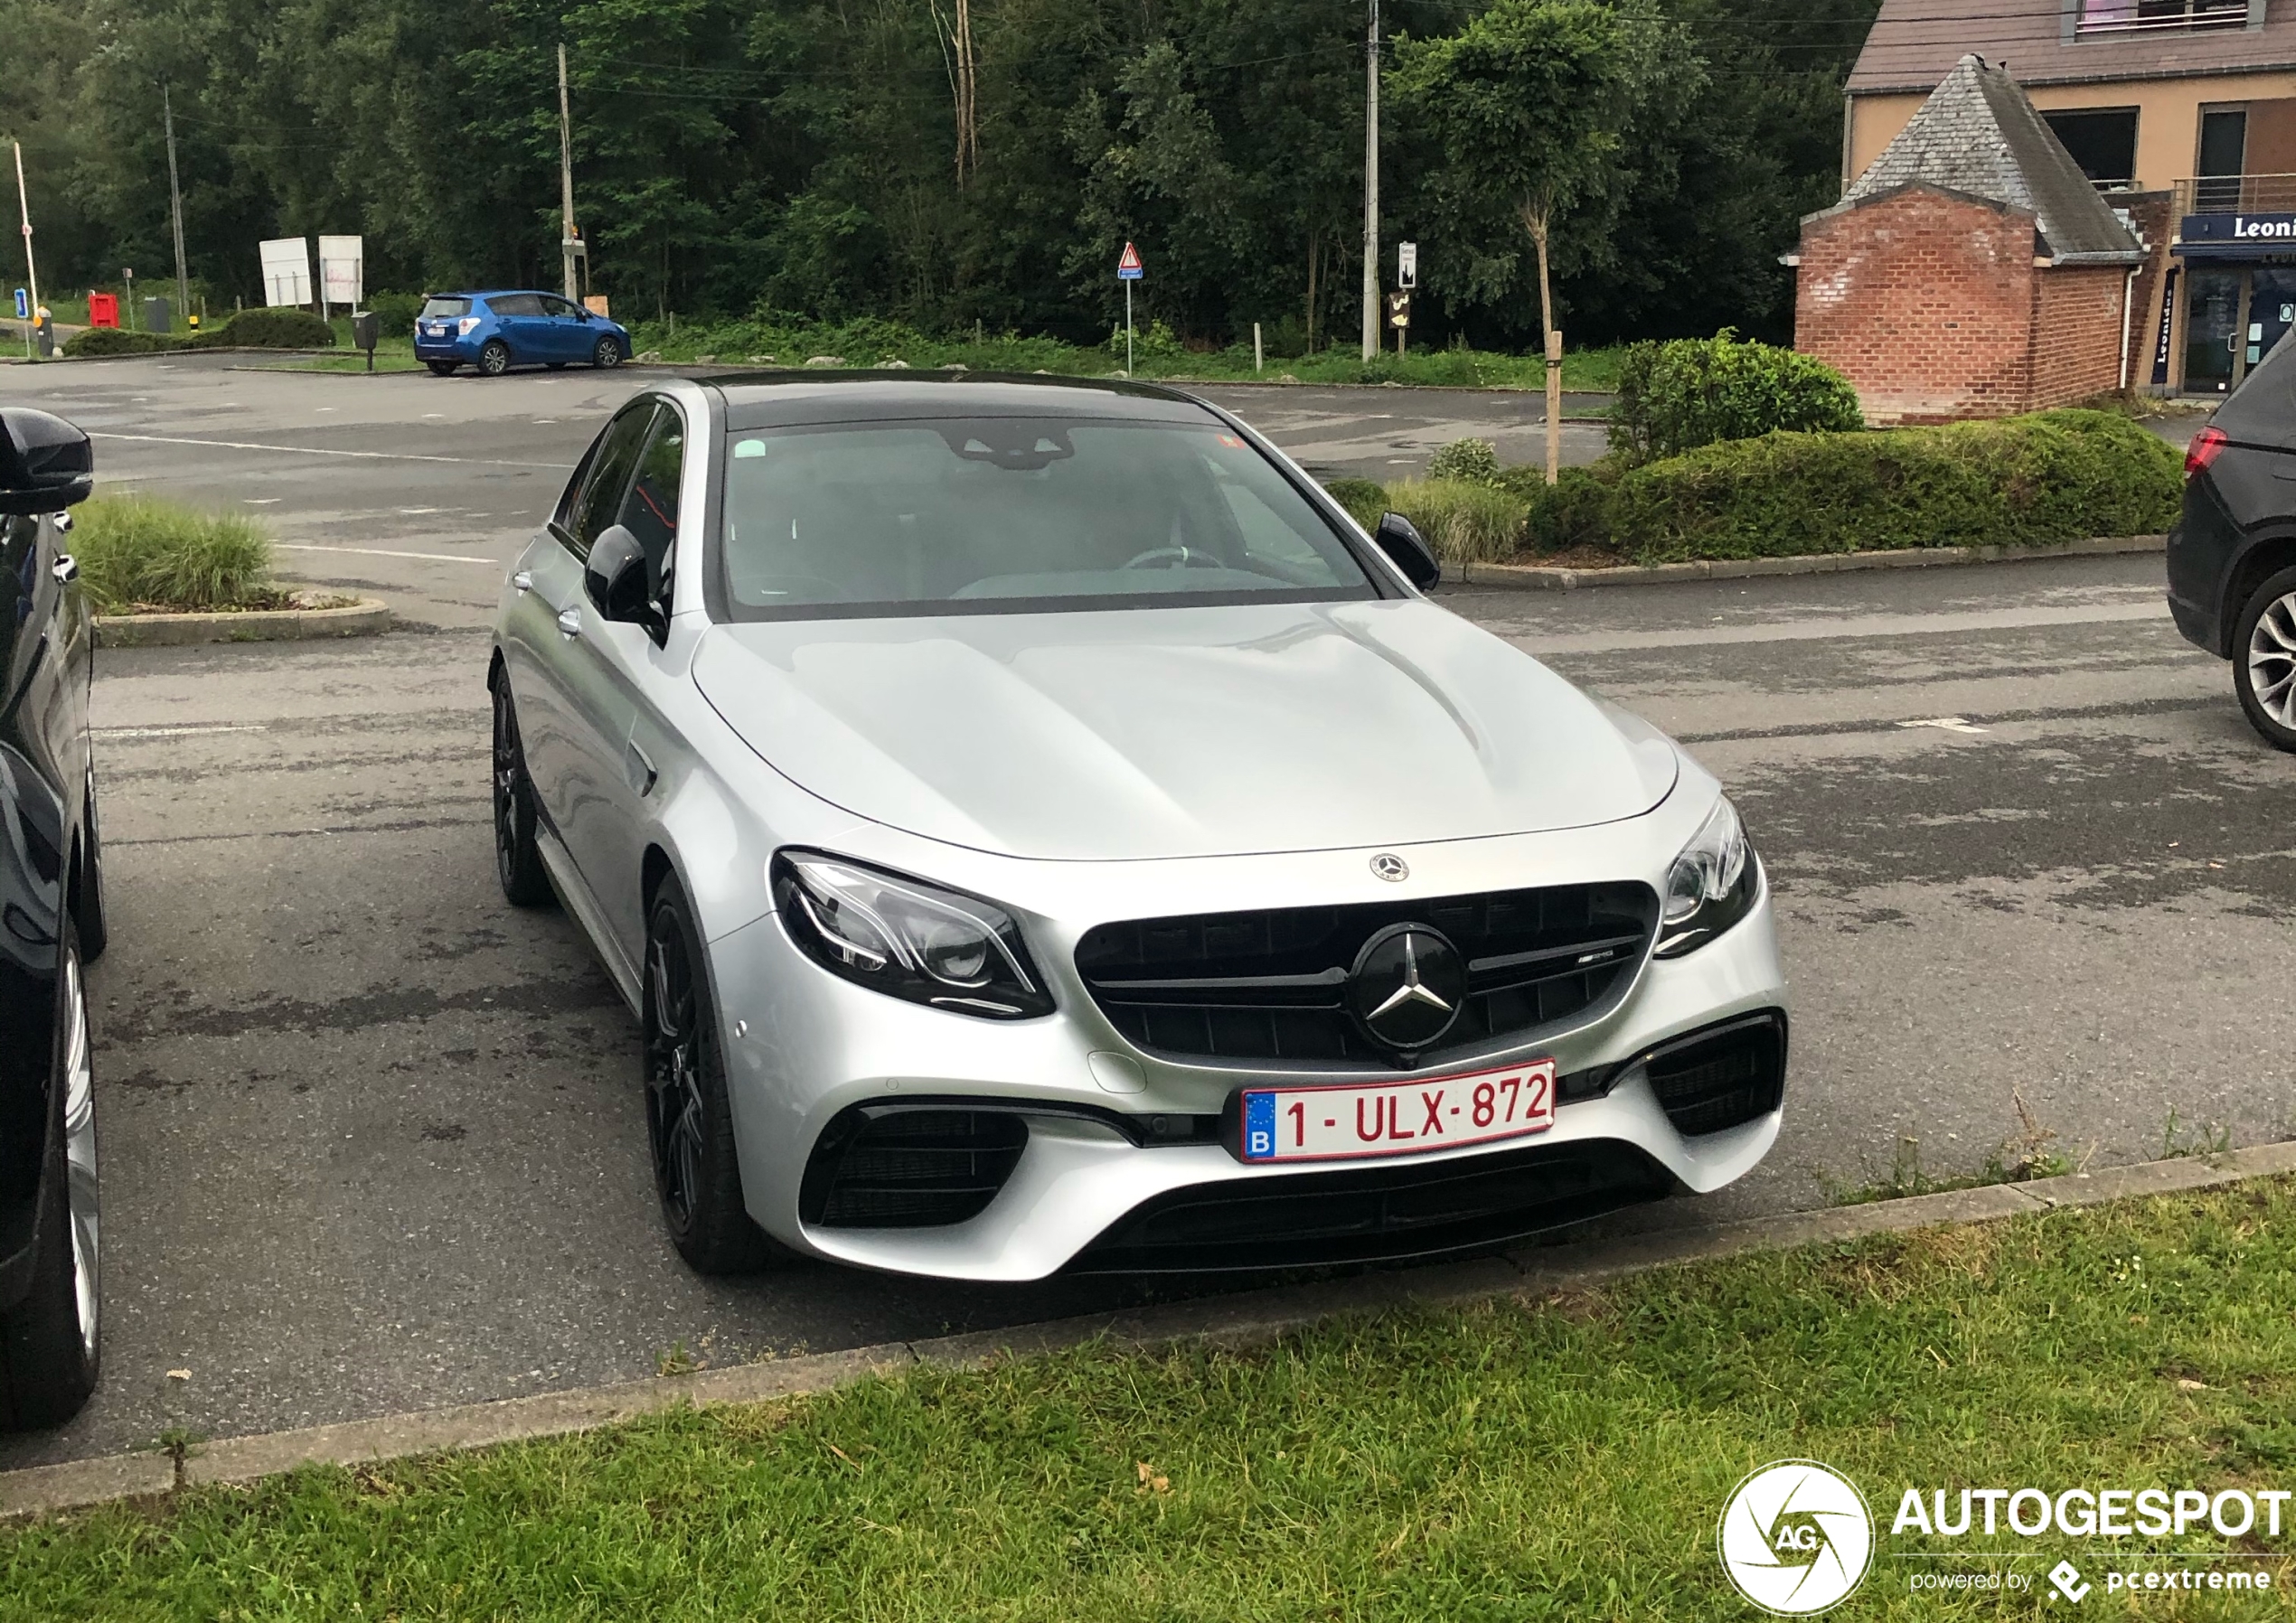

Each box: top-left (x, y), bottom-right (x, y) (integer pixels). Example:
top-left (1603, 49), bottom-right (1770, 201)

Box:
top-left (1848, 0), bottom-right (2293, 95)
top-left (1827, 54), bottom-right (2146, 261)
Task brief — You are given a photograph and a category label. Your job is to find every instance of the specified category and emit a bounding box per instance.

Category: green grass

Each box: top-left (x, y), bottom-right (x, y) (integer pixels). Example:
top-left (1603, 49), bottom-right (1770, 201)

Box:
top-left (622, 314), bottom-right (1624, 393)
top-left (1381, 477), bottom-right (1533, 567)
top-left (69, 493), bottom-right (278, 612)
top-left (7, 1180), bottom-right (2296, 1619)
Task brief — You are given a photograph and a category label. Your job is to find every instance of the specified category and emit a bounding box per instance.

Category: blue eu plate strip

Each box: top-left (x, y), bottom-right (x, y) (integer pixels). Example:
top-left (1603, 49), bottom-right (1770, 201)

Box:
top-left (1242, 1091), bottom-right (1276, 1160)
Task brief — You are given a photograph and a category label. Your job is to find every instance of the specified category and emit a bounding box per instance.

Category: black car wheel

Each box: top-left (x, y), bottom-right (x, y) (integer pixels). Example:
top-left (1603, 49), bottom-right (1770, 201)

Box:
top-left (425, 361), bottom-right (458, 377)
top-left (477, 340), bottom-right (513, 377)
top-left (0, 918), bottom-right (99, 1430)
top-left (491, 678), bottom-right (553, 907)
top-left (2235, 565), bottom-right (2296, 751)
top-left (592, 337), bottom-right (621, 370)
top-left (645, 882), bottom-right (775, 1273)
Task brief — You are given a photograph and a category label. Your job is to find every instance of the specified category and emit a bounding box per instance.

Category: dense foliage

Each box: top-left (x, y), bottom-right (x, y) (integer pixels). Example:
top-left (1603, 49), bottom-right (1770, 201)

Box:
top-left (0, 0), bottom-right (1877, 348)
top-left (1609, 330), bottom-right (1864, 461)
top-left (61, 305), bottom-right (334, 354)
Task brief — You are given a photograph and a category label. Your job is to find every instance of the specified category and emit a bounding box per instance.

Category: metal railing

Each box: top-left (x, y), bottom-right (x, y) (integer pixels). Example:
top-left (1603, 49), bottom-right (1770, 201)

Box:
top-left (2174, 174), bottom-right (2296, 214)
top-left (2075, 0), bottom-right (2247, 33)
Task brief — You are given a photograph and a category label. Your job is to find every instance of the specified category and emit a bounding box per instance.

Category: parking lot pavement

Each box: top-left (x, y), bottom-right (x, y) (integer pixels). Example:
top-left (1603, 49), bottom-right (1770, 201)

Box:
top-left (2, 357), bottom-right (2286, 1472)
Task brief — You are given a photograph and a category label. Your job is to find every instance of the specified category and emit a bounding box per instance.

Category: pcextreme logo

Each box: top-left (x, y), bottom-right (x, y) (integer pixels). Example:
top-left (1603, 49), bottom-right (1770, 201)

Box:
top-left (1718, 1459), bottom-right (1876, 1615)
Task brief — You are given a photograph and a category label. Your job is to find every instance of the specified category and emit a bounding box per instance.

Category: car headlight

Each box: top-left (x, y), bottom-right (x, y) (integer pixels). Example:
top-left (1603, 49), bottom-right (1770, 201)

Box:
top-left (456, 316), bottom-right (481, 336)
top-left (771, 850), bottom-right (1054, 1019)
top-left (1655, 797), bottom-right (1758, 958)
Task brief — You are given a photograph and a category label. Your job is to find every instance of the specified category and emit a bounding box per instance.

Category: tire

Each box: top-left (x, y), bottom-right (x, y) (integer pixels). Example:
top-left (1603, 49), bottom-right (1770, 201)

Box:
top-left (0, 918), bottom-right (99, 1431)
top-left (477, 340), bottom-right (512, 378)
top-left (491, 678), bottom-right (553, 907)
top-left (592, 338), bottom-right (622, 370)
top-left (425, 361), bottom-right (458, 377)
top-left (645, 881), bottom-right (775, 1273)
top-left (75, 773), bottom-right (108, 964)
top-left (2234, 565), bottom-right (2296, 751)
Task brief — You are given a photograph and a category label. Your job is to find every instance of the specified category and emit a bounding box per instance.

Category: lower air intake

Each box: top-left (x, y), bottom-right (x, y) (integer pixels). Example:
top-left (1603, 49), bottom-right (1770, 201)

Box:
top-left (800, 1105), bottom-right (1028, 1228)
top-left (1644, 1010), bottom-right (1787, 1138)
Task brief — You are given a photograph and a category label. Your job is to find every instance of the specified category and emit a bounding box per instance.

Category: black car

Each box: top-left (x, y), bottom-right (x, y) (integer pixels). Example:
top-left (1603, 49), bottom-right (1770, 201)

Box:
top-left (2166, 339), bottom-right (2296, 749)
top-left (0, 408), bottom-right (105, 1428)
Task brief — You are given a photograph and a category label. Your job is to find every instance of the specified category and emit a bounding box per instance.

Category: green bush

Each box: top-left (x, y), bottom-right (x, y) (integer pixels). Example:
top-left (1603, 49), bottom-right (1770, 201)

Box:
top-left (1512, 465), bottom-right (1620, 556)
top-left (193, 307), bottom-right (336, 349)
top-left (71, 495), bottom-right (277, 611)
top-left (1426, 437), bottom-right (1501, 486)
top-left (367, 291), bottom-right (423, 339)
top-left (1321, 478), bottom-right (1388, 532)
top-left (1380, 478), bottom-right (1529, 567)
top-left (1607, 408), bottom-right (2181, 564)
top-left (1610, 331), bottom-right (1862, 463)
top-left (61, 327), bottom-right (185, 357)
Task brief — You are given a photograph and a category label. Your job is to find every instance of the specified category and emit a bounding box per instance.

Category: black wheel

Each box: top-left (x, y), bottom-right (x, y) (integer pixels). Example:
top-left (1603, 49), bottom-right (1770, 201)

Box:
top-left (0, 917), bottom-right (99, 1430)
top-left (425, 361), bottom-right (458, 377)
top-left (645, 882), bottom-right (774, 1273)
top-left (76, 772), bottom-right (108, 964)
top-left (492, 677), bottom-right (553, 907)
top-left (477, 340), bottom-right (512, 377)
top-left (2234, 565), bottom-right (2296, 751)
top-left (592, 337), bottom-right (622, 370)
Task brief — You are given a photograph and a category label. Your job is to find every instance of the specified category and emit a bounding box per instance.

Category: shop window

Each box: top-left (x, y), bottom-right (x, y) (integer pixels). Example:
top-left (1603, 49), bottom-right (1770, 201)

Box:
top-left (2042, 109), bottom-right (2139, 188)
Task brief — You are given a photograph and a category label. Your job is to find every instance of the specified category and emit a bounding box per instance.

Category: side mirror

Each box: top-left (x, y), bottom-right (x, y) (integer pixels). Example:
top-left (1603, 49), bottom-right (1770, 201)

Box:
top-left (0, 408), bottom-right (93, 515)
top-left (1372, 511), bottom-right (1441, 591)
top-left (585, 523), bottom-right (665, 640)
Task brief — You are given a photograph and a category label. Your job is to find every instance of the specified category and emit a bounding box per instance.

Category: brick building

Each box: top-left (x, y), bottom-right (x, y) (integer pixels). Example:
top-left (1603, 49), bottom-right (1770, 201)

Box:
top-left (1792, 56), bottom-right (2150, 422)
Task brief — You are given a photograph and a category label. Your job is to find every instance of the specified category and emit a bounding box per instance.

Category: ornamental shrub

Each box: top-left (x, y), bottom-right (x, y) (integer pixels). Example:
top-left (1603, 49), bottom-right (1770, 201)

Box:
top-left (1426, 437), bottom-right (1502, 486)
top-left (192, 308), bottom-right (335, 349)
top-left (1606, 408), bottom-right (2181, 564)
top-left (70, 494), bottom-right (276, 612)
top-left (1321, 478), bottom-right (1388, 532)
top-left (1610, 331), bottom-right (1862, 463)
top-left (367, 290), bottom-right (424, 339)
top-left (1380, 478), bottom-right (1529, 566)
top-left (61, 327), bottom-right (184, 357)
top-left (1515, 465), bottom-right (1620, 557)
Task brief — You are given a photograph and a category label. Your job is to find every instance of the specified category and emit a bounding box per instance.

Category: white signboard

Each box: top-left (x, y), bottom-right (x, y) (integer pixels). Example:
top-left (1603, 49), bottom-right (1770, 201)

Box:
top-left (1397, 241), bottom-right (1417, 289)
top-left (259, 237), bottom-right (313, 307)
top-left (318, 234), bottom-right (363, 308)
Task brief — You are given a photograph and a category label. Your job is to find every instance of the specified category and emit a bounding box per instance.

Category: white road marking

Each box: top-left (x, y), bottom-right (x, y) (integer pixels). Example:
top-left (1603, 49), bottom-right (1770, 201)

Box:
top-left (243, 498), bottom-right (280, 504)
top-left (277, 542), bottom-right (500, 565)
top-left (1897, 716), bottom-right (1992, 735)
top-left (88, 431), bottom-right (572, 469)
top-left (95, 723), bottom-right (269, 738)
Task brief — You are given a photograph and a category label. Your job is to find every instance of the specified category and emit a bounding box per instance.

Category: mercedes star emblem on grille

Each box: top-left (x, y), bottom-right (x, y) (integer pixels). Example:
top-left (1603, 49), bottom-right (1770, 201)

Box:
top-left (1369, 852), bottom-right (1409, 882)
top-left (1346, 923), bottom-right (1467, 1050)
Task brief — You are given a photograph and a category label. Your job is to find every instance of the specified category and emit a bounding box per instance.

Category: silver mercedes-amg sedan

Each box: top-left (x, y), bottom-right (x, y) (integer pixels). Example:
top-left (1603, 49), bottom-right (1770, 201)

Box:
top-left (491, 374), bottom-right (1786, 1281)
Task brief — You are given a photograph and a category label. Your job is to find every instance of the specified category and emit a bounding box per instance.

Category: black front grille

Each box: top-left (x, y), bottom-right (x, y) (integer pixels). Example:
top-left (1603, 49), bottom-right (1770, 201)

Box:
top-left (800, 1106), bottom-right (1028, 1228)
top-left (1644, 1011), bottom-right (1787, 1137)
top-left (1071, 1138), bottom-right (1672, 1271)
top-left (1076, 882), bottom-right (1659, 1067)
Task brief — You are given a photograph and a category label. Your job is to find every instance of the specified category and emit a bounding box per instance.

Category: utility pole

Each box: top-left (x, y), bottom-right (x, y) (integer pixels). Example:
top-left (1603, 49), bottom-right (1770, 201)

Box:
top-left (558, 43), bottom-right (579, 303)
top-left (13, 143), bottom-right (38, 360)
top-left (163, 85), bottom-right (189, 321)
top-left (1360, 0), bottom-right (1380, 362)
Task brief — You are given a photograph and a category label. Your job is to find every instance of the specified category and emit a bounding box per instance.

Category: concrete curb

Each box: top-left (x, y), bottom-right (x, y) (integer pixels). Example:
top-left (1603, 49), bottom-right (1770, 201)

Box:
top-left (6, 1139), bottom-right (2291, 1522)
top-left (1458, 533), bottom-right (2167, 592)
top-left (94, 597), bottom-right (391, 649)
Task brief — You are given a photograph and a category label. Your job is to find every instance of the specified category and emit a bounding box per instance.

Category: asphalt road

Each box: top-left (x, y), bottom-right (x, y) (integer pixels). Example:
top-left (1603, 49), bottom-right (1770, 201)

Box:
top-left (0, 354), bottom-right (2282, 1471)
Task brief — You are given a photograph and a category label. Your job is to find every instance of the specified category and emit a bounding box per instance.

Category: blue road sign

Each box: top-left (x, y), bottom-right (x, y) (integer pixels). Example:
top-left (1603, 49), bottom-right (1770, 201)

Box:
top-left (11, 289), bottom-right (25, 321)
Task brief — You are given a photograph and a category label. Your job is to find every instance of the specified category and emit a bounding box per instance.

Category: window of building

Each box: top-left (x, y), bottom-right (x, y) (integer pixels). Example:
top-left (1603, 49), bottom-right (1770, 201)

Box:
top-left (2042, 108), bottom-right (2140, 188)
top-left (2077, 0), bottom-right (2244, 32)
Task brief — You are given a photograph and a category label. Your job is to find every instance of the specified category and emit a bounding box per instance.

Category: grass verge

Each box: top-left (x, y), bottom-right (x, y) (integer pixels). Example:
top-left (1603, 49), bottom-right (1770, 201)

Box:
top-left (69, 495), bottom-right (278, 613)
top-left (7, 1180), bottom-right (2295, 1618)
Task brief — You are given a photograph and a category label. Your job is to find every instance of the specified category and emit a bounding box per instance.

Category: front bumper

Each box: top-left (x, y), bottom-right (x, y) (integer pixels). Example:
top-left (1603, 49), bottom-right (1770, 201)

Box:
top-left (707, 843), bottom-right (1788, 1281)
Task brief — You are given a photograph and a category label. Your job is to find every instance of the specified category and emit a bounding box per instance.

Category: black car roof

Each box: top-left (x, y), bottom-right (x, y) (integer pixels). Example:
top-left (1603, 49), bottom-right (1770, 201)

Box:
top-left (709, 372), bottom-right (1218, 430)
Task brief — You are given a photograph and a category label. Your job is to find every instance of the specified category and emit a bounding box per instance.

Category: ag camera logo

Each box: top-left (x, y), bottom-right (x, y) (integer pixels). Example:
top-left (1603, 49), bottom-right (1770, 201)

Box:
top-left (1718, 1459), bottom-right (1875, 1615)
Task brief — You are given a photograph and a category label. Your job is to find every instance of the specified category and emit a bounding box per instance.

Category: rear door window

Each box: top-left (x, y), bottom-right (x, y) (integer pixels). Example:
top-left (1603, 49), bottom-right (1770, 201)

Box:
top-left (490, 294), bottom-right (543, 317)
top-left (563, 405), bottom-right (659, 558)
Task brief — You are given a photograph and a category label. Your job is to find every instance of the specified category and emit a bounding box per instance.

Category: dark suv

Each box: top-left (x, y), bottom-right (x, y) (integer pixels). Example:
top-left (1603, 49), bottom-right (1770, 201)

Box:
top-left (2167, 338), bottom-right (2296, 748)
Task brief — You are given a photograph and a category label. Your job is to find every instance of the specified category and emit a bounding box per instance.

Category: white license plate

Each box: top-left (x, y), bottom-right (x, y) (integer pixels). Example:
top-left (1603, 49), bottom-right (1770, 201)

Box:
top-left (1239, 1059), bottom-right (1557, 1164)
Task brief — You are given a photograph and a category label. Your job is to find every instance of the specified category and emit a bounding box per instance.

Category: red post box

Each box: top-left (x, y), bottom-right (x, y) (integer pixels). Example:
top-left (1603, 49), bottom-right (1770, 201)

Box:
top-left (86, 293), bottom-right (120, 330)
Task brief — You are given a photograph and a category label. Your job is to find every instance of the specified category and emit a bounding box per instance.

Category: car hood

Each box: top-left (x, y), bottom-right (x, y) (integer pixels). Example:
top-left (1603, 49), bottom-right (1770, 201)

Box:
top-left (692, 599), bottom-right (1678, 862)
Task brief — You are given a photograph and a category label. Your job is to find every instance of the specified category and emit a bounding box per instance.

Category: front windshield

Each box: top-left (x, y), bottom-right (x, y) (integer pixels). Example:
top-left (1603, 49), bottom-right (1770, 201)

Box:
top-left (717, 416), bottom-right (1377, 618)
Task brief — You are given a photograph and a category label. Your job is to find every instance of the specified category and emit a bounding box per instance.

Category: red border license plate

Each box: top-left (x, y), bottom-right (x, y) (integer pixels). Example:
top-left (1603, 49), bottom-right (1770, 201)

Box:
top-left (1239, 1059), bottom-right (1557, 1164)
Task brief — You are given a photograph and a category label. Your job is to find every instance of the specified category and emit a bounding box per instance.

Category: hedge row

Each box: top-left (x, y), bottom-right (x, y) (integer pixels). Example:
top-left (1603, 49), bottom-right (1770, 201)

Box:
top-left (1324, 409), bottom-right (2182, 567)
top-left (63, 307), bottom-right (335, 358)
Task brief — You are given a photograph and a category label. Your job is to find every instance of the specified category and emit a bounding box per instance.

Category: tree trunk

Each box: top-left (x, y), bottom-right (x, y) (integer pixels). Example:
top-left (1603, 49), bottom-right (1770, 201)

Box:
top-left (1522, 196), bottom-right (1559, 485)
top-left (1306, 230), bottom-right (1320, 355)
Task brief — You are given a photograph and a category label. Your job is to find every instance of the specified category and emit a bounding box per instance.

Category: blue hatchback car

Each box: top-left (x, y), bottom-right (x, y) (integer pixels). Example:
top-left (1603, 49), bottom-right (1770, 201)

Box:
top-left (414, 291), bottom-right (631, 377)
